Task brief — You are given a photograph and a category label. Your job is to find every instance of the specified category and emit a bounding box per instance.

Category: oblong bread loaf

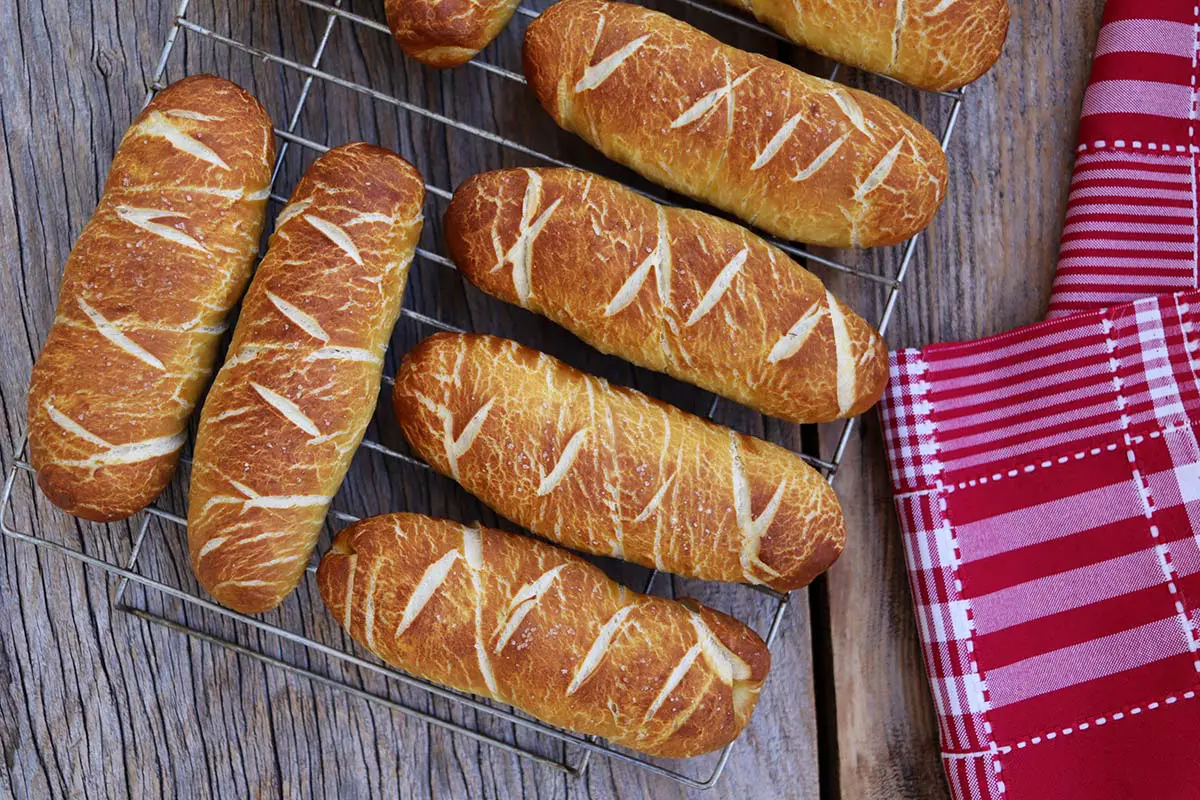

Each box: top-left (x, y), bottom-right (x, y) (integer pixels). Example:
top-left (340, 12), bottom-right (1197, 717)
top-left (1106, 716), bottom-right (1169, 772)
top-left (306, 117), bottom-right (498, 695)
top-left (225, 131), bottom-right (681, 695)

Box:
top-left (393, 333), bottom-right (845, 591)
top-left (721, 0), bottom-right (1009, 91)
top-left (445, 167), bottom-right (888, 423)
top-left (386, 0), bottom-right (520, 67)
top-left (523, 0), bottom-right (948, 249)
top-left (188, 143), bottom-right (425, 614)
top-left (318, 513), bottom-right (771, 758)
top-left (26, 75), bottom-right (274, 522)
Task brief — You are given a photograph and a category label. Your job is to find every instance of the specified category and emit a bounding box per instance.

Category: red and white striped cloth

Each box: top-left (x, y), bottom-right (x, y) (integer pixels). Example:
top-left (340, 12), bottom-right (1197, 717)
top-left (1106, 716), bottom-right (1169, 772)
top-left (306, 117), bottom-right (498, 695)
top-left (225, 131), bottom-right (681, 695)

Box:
top-left (879, 2), bottom-right (1200, 798)
top-left (1049, 0), bottom-right (1200, 316)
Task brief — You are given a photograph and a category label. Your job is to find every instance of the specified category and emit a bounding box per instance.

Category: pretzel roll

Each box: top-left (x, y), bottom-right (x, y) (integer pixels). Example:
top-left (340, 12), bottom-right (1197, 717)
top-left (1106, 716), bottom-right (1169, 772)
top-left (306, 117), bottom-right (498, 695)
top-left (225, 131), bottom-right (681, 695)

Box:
top-left (26, 75), bottom-right (273, 522)
top-left (188, 143), bottom-right (424, 614)
top-left (445, 167), bottom-right (887, 423)
top-left (318, 513), bottom-right (771, 757)
top-left (721, 0), bottom-right (1009, 91)
top-left (523, 0), bottom-right (947, 248)
top-left (386, 0), bottom-right (520, 67)
top-left (393, 334), bottom-right (845, 591)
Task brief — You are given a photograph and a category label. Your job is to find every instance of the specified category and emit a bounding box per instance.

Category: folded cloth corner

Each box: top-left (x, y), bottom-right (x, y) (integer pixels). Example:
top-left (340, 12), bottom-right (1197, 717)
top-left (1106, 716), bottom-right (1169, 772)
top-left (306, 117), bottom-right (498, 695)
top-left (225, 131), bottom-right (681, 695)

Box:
top-left (881, 290), bottom-right (1200, 799)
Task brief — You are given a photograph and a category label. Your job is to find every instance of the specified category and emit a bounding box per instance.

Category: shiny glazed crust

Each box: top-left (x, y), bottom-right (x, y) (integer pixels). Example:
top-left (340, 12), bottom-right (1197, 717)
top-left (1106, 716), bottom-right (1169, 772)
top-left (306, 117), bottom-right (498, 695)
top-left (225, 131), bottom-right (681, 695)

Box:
top-left (386, 0), bottom-right (521, 67)
top-left (445, 167), bottom-right (888, 423)
top-left (721, 0), bottom-right (1010, 91)
top-left (26, 75), bottom-right (274, 522)
top-left (523, 0), bottom-right (948, 248)
top-left (188, 143), bottom-right (425, 614)
top-left (318, 513), bottom-right (771, 758)
top-left (393, 333), bottom-right (846, 591)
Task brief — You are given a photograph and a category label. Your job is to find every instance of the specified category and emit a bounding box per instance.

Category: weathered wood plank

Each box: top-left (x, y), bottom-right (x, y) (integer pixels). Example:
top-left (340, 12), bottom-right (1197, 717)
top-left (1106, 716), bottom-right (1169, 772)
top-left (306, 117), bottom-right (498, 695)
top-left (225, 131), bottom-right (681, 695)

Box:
top-left (2, 0), bottom-right (1093, 796)
top-left (0, 0), bottom-right (830, 798)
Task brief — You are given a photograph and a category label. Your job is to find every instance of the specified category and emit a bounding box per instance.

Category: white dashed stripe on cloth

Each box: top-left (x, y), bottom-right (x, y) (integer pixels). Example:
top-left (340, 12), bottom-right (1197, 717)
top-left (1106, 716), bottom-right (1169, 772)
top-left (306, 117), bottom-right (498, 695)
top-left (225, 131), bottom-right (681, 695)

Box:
top-left (996, 689), bottom-right (1198, 754)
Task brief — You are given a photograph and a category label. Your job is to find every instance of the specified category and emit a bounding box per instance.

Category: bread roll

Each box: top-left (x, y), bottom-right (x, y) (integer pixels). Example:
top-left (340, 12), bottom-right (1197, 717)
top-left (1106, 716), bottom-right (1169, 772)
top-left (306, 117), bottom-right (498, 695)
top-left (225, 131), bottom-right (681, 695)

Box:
top-left (318, 513), bottom-right (771, 757)
top-left (445, 167), bottom-right (887, 423)
top-left (386, 0), bottom-right (520, 67)
top-left (393, 333), bottom-right (844, 591)
top-left (523, 0), bottom-right (947, 249)
top-left (188, 143), bottom-right (424, 614)
top-left (721, 0), bottom-right (1009, 92)
top-left (25, 75), bottom-right (273, 522)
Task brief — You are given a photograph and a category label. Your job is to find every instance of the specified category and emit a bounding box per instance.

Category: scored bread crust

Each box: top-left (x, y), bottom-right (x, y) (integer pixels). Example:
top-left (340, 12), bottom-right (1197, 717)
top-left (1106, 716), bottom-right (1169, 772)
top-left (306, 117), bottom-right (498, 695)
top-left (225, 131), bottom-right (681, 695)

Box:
top-left (392, 333), bottom-right (845, 591)
top-left (445, 167), bottom-right (888, 423)
top-left (522, 0), bottom-right (948, 249)
top-left (188, 143), bottom-right (424, 614)
top-left (318, 513), bottom-right (771, 758)
top-left (26, 75), bottom-right (274, 522)
top-left (721, 0), bottom-right (1009, 92)
top-left (385, 0), bottom-right (521, 67)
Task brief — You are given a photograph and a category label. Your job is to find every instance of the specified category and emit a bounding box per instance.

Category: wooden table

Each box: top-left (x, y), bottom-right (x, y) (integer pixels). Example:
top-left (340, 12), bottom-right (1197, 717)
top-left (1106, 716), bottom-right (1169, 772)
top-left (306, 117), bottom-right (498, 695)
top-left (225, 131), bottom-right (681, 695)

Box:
top-left (0, 1), bottom-right (1105, 797)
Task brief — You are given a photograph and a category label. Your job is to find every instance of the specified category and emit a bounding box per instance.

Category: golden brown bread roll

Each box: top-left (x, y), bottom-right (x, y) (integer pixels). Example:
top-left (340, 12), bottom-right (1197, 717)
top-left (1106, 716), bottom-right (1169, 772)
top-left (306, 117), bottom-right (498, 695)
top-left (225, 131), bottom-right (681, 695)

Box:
top-left (721, 0), bottom-right (1009, 91)
top-left (393, 333), bottom-right (845, 591)
top-left (523, 0), bottom-right (947, 249)
top-left (188, 143), bottom-right (424, 614)
top-left (318, 513), bottom-right (771, 757)
top-left (25, 75), bottom-right (274, 522)
top-left (386, 0), bottom-right (520, 67)
top-left (445, 167), bottom-right (887, 423)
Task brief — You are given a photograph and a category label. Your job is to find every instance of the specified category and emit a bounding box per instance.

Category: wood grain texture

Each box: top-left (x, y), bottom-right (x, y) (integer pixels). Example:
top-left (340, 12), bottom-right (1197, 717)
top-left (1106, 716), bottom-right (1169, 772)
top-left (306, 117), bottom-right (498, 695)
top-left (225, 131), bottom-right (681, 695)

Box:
top-left (0, 0), bottom-right (1099, 798)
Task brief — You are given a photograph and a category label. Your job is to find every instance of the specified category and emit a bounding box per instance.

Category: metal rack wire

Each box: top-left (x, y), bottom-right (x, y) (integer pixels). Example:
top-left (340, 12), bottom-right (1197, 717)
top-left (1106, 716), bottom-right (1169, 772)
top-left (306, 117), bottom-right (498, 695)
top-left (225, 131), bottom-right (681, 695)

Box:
top-left (0, 0), bottom-right (964, 789)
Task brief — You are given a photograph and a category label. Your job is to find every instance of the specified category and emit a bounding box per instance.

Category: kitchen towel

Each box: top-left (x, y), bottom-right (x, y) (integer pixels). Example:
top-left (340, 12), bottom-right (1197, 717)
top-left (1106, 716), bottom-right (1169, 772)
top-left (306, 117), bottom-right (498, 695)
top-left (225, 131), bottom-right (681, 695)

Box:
top-left (879, 1), bottom-right (1200, 798)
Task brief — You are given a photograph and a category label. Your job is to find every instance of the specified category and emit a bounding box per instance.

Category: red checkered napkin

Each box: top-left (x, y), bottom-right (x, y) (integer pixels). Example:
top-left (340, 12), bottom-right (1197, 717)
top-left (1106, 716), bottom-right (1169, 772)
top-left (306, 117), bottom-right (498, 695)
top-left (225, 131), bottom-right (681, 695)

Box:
top-left (879, 2), bottom-right (1200, 798)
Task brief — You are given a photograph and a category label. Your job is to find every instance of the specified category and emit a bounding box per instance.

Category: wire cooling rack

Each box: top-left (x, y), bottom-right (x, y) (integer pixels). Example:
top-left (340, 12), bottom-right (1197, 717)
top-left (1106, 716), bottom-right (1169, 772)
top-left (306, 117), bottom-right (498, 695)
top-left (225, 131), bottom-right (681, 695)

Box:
top-left (1, 0), bottom-right (964, 789)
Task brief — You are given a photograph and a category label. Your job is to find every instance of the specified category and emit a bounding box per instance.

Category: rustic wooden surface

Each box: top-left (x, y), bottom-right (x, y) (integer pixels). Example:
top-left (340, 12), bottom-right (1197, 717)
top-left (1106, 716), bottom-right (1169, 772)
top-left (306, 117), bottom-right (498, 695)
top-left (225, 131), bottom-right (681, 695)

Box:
top-left (0, 0), bottom-right (1104, 798)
